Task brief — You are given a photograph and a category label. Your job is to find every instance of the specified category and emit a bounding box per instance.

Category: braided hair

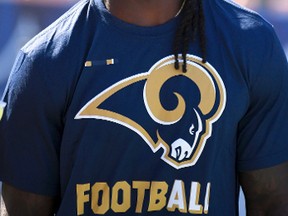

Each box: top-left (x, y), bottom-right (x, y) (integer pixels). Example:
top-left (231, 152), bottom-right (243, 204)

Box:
top-left (173, 0), bottom-right (207, 72)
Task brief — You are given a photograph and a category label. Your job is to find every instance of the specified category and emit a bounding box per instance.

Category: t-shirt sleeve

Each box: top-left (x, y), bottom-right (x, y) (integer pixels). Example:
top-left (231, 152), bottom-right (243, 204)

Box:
top-left (0, 50), bottom-right (62, 196)
top-left (237, 29), bottom-right (288, 172)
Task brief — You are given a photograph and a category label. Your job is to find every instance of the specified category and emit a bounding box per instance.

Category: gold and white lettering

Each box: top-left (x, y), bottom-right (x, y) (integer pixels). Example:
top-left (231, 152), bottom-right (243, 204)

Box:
top-left (76, 180), bottom-right (211, 215)
top-left (167, 180), bottom-right (188, 213)
top-left (148, 181), bottom-right (168, 212)
top-left (76, 183), bottom-right (90, 215)
top-left (111, 181), bottom-right (131, 213)
top-left (204, 183), bottom-right (211, 214)
top-left (91, 182), bottom-right (110, 215)
top-left (132, 181), bottom-right (151, 213)
top-left (189, 182), bottom-right (203, 214)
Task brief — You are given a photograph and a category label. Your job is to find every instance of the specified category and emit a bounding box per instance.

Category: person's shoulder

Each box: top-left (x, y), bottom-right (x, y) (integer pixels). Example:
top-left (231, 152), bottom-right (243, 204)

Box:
top-left (12, 0), bottom-right (100, 98)
top-left (22, 0), bottom-right (96, 57)
top-left (209, 0), bottom-right (279, 56)
top-left (212, 0), bottom-right (274, 34)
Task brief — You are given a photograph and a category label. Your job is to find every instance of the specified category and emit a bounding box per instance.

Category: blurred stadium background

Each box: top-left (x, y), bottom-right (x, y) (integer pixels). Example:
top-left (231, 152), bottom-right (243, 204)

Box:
top-left (0, 0), bottom-right (287, 95)
top-left (0, 0), bottom-right (287, 215)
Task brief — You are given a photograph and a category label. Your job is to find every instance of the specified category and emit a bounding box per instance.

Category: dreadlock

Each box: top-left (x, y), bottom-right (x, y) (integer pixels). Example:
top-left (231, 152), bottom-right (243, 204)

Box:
top-left (173, 0), bottom-right (207, 73)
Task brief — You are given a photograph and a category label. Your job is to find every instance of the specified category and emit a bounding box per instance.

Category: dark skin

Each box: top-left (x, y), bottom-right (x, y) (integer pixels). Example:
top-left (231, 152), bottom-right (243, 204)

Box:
top-left (240, 161), bottom-right (288, 216)
top-left (104, 0), bottom-right (183, 26)
top-left (2, 1), bottom-right (288, 215)
top-left (1, 184), bottom-right (57, 216)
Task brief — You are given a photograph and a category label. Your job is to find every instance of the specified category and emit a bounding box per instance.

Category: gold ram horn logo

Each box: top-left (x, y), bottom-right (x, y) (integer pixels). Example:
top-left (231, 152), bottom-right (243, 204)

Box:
top-left (76, 55), bottom-right (226, 169)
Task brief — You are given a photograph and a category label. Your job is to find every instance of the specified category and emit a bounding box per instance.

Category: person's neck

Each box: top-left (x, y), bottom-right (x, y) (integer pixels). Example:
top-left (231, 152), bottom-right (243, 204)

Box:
top-left (104, 0), bottom-right (184, 26)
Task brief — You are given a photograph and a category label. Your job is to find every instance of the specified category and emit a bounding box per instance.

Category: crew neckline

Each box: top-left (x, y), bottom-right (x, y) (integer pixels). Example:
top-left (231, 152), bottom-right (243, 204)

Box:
top-left (92, 0), bottom-right (182, 36)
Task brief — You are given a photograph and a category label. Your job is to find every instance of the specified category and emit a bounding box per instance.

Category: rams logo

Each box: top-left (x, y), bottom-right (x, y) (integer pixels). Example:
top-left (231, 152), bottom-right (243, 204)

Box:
top-left (75, 55), bottom-right (226, 169)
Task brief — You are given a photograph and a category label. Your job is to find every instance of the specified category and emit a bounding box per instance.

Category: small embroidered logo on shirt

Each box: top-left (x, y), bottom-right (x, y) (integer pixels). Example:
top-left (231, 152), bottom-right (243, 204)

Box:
top-left (0, 101), bottom-right (7, 121)
top-left (84, 61), bottom-right (93, 67)
top-left (84, 59), bottom-right (118, 67)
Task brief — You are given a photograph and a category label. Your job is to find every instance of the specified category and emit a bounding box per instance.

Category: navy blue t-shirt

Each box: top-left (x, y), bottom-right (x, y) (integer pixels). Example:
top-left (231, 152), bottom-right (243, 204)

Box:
top-left (1, 0), bottom-right (288, 215)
